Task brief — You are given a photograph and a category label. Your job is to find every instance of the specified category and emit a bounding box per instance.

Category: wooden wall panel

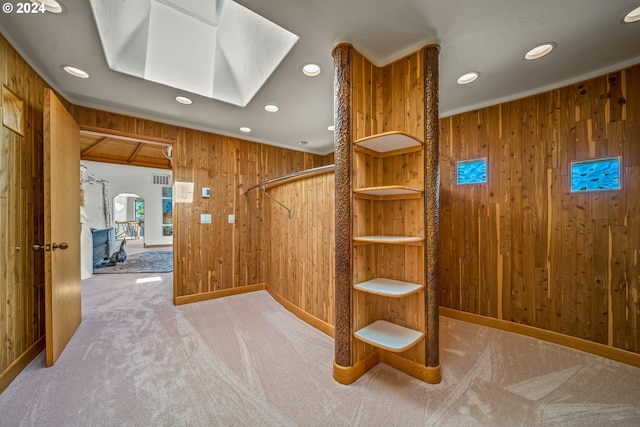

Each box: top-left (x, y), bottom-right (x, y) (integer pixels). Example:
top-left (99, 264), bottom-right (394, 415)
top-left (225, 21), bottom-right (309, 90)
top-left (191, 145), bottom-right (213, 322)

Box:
top-left (72, 106), bottom-right (330, 303)
top-left (264, 173), bottom-right (335, 325)
top-left (352, 50), bottom-right (424, 141)
top-left (440, 63), bottom-right (640, 355)
top-left (0, 35), bottom-right (47, 385)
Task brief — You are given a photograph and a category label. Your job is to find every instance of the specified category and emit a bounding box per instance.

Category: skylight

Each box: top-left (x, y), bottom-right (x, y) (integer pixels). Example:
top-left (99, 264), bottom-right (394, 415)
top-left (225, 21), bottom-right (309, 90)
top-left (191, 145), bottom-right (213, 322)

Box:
top-left (89, 0), bottom-right (298, 107)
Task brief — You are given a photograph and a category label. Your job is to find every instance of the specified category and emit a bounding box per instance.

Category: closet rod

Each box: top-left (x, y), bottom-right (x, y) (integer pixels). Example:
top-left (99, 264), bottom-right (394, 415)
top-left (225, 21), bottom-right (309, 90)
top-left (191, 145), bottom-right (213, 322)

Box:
top-left (261, 186), bottom-right (292, 218)
top-left (242, 164), bottom-right (335, 195)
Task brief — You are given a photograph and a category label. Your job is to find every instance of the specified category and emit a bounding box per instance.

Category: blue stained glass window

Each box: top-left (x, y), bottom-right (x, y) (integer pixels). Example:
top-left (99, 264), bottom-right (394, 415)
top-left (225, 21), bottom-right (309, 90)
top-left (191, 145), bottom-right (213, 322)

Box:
top-left (457, 158), bottom-right (487, 185)
top-left (570, 157), bottom-right (621, 192)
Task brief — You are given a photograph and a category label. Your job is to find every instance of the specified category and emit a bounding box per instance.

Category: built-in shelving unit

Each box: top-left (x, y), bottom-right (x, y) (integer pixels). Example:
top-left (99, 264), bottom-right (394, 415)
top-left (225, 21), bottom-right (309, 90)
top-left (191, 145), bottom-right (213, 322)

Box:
top-left (352, 131), bottom-right (425, 355)
top-left (333, 44), bottom-right (440, 385)
top-left (354, 278), bottom-right (423, 297)
top-left (354, 320), bottom-right (425, 353)
top-left (353, 235), bottom-right (423, 245)
top-left (354, 131), bottom-right (422, 156)
top-left (354, 186), bottom-right (422, 200)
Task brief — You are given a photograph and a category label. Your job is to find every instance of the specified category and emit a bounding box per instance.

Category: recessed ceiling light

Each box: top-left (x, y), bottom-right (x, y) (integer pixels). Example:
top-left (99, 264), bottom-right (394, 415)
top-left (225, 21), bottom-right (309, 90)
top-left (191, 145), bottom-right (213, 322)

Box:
top-left (175, 96), bottom-right (192, 105)
top-left (264, 104), bottom-right (279, 112)
top-left (296, 140), bottom-right (309, 146)
top-left (525, 43), bottom-right (556, 60)
top-left (302, 63), bottom-right (321, 77)
top-left (624, 6), bottom-right (640, 23)
top-left (240, 127), bottom-right (252, 133)
top-left (31, 0), bottom-right (62, 13)
top-left (457, 72), bottom-right (480, 85)
top-left (62, 65), bottom-right (89, 79)
top-left (327, 125), bottom-right (335, 131)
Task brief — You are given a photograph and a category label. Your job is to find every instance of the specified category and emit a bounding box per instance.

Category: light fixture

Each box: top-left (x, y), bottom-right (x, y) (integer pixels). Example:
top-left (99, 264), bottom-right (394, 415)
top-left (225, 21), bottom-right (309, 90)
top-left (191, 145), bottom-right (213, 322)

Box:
top-left (62, 65), bottom-right (90, 79)
top-left (31, 0), bottom-right (62, 13)
top-left (162, 146), bottom-right (173, 162)
top-left (264, 104), bottom-right (279, 112)
top-left (525, 43), bottom-right (556, 60)
top-left (175, 96), bottom-right (192, 105)
top-left (623, 6), bottom-right (640, 23)
top-left (457, 72), bottom-right (480, 85)
top-left (327, 125), bottom-right (335, 131)
top-left (296, 140), bottom-right (308, 146)
top-left (240, 127), bottom-right (252, 133)
top-left (302, 63), bottom-right (321, 77)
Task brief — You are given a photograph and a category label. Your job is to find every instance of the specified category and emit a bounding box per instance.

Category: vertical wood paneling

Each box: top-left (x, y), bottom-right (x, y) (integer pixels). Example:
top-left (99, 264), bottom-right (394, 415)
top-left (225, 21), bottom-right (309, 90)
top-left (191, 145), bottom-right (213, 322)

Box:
top-left (72, 107), bottom-right (331, 305)
top-left (1, 35), bottom-right (47, 382)
top-left (266, 173), bottom-right (335, 325)
top-left (351, 49), bottom-right (427, 365)
top-left (440, 63), bottom-right (640, 355)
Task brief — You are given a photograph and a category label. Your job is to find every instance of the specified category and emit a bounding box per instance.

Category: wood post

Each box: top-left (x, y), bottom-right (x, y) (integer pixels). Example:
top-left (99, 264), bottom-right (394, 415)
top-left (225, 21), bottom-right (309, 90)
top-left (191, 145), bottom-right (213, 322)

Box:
top-left (332, 43), bottom-right (353, 369)
top-left (424, 45), bottom-right (440, 368)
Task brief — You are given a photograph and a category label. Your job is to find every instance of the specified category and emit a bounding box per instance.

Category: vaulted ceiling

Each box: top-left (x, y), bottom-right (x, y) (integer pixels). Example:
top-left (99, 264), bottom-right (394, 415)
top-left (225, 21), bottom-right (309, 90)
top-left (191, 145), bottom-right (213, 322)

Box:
top-left (1, 0), bottom-right (640, 157)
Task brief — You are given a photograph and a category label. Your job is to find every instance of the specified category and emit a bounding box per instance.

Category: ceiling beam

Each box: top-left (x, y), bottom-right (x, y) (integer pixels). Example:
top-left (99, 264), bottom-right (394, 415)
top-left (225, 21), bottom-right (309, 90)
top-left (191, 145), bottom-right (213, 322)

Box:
top-left (81, 154), bottom-right (171, 170)
top-left (127, 142), bottom-right (145, 163)
top-left (81, 136), bottom-right (110, 156)
top-left (80, 126), bottom-right (174, 147)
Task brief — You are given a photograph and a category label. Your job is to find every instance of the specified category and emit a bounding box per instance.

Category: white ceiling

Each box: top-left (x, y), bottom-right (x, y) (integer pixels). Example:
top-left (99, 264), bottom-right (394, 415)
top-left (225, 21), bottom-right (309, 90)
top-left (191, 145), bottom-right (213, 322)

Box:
top-left (1, 0), bottom-right (640, 155)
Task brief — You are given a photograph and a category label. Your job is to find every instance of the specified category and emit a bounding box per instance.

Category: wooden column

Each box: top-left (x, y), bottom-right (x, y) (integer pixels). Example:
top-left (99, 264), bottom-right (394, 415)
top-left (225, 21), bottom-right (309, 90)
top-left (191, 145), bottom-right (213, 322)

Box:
top-left (424, 45), bottom-right (440, 368)
top-left (332, 44), bottom-right (353, 369)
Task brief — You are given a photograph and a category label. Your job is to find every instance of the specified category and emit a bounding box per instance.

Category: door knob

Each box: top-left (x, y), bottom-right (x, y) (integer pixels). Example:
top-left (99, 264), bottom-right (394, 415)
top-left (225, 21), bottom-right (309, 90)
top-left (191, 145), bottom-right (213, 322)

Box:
top-left (32, 243), bottom-right (67, 251)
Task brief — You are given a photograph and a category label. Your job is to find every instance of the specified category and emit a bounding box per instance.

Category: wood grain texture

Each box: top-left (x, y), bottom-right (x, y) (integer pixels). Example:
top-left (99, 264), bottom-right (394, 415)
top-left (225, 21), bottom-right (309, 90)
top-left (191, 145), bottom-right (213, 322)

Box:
top-left (333, 43), bottom-right (354, 368)
top-left (2, 85), bottom-right (24, 136)
top-left (423, 45), bottom-right (440, 368)
top-left (0, 35), bottom-right (47, 388)
top-left (43, 89), bottom-right (81, 366)
top-left (72, 107), bottom-right (330, 307)
top-left (439, 63), bottom-right (640, 355)
top-left (264, 173), bottom-right (336, 329)
top-left (172, 132), bottom-right (327, 300)
top-left (349, 46), bottom-right (437, 375)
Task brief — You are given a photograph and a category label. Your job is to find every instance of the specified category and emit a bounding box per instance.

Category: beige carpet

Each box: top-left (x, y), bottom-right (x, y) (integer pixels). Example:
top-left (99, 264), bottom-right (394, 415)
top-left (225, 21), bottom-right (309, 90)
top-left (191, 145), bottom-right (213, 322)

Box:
top-left (1, 272), bottom-right (639, 426)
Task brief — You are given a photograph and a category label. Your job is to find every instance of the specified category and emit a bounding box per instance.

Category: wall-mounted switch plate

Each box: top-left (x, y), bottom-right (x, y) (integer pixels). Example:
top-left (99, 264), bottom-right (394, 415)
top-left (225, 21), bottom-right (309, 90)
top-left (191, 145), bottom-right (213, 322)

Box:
top-left (202, 187), bottom-right (210, 198)
top-left (228, 214), bottom-right (235, 224)
top-left (201, 214), bottom-right (212, 224)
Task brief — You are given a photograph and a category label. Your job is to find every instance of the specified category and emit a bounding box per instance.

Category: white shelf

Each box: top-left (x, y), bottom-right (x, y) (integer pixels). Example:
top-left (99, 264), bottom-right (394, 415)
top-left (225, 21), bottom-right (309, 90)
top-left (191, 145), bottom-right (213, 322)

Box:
top-left (354, 185), bottom-right (422, 199)
top-left (353, 235), bottom-right (423, 245)
top-left (354, 320), bottom-right (424, 353)
top-left (354, 278), bottom-right (423, 297)
top-left (354, 131), bottom-right (422, 154)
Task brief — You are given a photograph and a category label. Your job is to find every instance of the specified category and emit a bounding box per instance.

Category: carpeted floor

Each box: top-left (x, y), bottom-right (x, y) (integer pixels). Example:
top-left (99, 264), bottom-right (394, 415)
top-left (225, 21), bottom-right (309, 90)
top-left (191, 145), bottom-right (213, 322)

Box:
top-left (0, 272), bottom-right (639, 426)
top-left (93, 251), bottom-right (173, 274)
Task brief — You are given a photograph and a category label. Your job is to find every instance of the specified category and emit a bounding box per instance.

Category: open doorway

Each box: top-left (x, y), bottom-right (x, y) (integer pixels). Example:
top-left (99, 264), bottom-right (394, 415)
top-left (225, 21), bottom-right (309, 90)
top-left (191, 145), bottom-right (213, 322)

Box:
top-left (80, 161), bottom-right (173, 279)
top-left (113, 193), bottom-right (145, 242)
top-left (79, 129), bottom-right (174, 279)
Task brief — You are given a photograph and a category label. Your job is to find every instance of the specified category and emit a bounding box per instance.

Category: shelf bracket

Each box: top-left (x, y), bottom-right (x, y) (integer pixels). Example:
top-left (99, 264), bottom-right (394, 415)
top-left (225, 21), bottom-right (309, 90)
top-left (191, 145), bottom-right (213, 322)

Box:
top-left (261, 185), bottom-right (292, 219)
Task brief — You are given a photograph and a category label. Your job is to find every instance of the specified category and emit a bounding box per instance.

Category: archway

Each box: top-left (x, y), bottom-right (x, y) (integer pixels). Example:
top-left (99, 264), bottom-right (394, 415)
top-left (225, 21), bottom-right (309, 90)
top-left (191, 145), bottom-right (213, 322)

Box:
top-left (113, 193), bottom-right (144, 242)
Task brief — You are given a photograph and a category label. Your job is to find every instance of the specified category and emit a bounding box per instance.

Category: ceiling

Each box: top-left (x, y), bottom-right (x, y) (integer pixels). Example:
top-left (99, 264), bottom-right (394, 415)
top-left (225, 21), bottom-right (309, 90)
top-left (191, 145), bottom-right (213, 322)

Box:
top-left (1, 0), bottom-right (640, 156)
top-left (80, 130), bottom-right (172, 170)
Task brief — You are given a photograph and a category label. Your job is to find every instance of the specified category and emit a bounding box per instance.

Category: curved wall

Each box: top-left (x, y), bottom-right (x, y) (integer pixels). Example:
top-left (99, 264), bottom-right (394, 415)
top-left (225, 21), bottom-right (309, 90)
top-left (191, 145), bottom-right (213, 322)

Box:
top-left (262, 172), bottom-right (336, 328)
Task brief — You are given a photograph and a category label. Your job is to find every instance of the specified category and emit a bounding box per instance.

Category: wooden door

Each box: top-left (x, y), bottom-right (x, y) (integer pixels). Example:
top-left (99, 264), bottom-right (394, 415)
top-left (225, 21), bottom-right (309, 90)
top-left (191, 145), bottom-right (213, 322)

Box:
top-left (43, 88), bottom-right (81, 366)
